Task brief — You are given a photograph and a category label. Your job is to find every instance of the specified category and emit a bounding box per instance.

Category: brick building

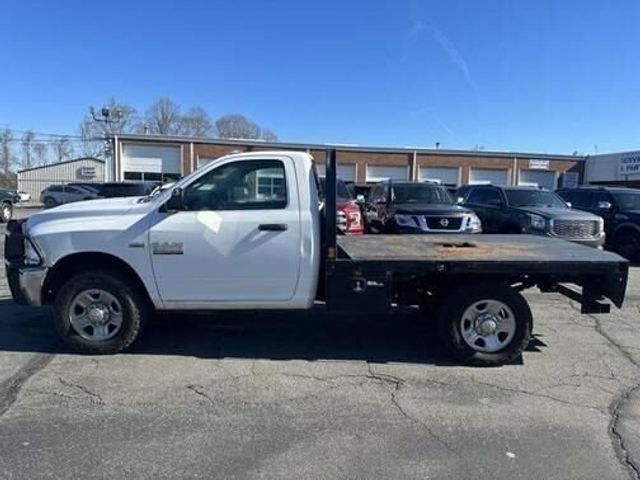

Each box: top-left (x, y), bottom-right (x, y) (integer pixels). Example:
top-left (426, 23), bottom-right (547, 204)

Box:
top-left (108, 134), bottom-right (584, 190)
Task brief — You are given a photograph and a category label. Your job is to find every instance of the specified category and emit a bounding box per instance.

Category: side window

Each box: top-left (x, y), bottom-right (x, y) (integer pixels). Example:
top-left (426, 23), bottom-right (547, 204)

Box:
top-left (483, 189), bottom-right (503, 206)
top-left (49, 186), bottom-right (63, 193)
top-left (183, 159), bottom-right (287, 211)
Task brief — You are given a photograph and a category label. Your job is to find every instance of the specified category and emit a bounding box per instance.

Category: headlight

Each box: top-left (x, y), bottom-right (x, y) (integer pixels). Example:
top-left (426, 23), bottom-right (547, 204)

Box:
top-left (24, 238), bottom-right (42, 266)
top-left (528, 214), bottom-right (547, 231)
top-left (394, 214), bottom-right (419, 228)
top-left (466, 213), bottom-right (482, 233)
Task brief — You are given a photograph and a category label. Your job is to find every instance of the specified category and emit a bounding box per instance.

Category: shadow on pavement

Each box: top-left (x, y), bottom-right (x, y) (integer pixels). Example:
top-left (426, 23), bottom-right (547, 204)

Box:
top-left (0, 302), bottom-right (546, 366)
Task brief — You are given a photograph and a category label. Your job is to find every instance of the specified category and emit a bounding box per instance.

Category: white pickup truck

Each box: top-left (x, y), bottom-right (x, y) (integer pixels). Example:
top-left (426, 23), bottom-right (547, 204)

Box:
top-left (4, 150), bottom-right (629, 366)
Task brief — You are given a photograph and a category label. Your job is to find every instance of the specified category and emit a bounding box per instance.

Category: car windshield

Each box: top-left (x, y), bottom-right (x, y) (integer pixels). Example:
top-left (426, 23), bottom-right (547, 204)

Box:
top-left (505, 189), bottom-right (567, 208)
top-left (390, 184), bottom-right (454, 204)
top-left (612, 192), bottom-right (640, 210)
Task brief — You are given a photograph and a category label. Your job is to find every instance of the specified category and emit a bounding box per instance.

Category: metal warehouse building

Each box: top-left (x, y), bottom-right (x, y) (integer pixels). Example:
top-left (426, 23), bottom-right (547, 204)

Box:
top-left (17, 158), bottom-right (105, 201)
top-left (108, 134), bottom-right (585, 190)
top-left (584, 150), bottom-right (640, 187)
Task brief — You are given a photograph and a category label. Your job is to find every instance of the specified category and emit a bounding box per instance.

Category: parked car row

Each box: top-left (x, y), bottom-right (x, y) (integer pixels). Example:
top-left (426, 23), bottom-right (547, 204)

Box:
top-left (40, 181), bottom-right (158, 208)
top-left (337, 179), bottom-right (640, 261)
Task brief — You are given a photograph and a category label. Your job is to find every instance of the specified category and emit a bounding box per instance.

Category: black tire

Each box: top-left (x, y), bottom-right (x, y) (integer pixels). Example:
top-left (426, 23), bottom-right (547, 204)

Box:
top-left (0, 202), bottom-right (12, 223)
top-left (54, 270), bottom-right (149, 354)
top-left (43, 197), bottom-right (56, 209)
top-left (437, 284), bottom-right (532, 366)
top-left (612, 231), bottom-right (640, 261)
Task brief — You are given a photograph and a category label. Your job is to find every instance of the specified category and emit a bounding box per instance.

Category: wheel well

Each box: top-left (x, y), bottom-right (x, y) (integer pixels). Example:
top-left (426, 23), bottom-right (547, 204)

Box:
top-left (613, 225), bottom-right (640, 241)
top-left (42, 252), bottom-right (153, 307)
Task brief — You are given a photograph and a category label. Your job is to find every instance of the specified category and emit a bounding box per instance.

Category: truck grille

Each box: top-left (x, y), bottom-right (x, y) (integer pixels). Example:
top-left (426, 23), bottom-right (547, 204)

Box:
top-left (425, 216), bottom-right (463, 231)
top-left (552, 219), bottom-right (599, 239)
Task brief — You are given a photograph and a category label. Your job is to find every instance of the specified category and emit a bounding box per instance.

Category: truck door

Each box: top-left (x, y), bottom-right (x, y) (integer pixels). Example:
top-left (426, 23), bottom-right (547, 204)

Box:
top-left (148, 157), bottom-right (302, 304)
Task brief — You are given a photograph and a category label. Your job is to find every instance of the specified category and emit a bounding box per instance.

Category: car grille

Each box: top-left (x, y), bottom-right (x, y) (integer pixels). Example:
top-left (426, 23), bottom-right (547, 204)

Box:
top-left (425, 216), bottom-right (463, 231)
top-left (552, 219), bottom-right (599, 239)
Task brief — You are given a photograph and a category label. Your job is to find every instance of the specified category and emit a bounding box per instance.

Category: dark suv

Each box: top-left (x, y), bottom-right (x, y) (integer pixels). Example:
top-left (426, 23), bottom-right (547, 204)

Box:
top-left (558, 186), bottom-right (640, 259)
top-left (0, 187), bottom-right (16, 222)
top-left (457, 185), bottom-right (605, 248)
top-left (365, 180), bottom-right (482, 234)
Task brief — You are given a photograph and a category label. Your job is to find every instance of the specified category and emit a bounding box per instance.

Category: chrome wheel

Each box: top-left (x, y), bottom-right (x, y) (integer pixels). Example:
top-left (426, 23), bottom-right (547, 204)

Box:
top-left (460, 299), bottom-right (516, 353)
top-left (69, 289), bottom-right (124, 342)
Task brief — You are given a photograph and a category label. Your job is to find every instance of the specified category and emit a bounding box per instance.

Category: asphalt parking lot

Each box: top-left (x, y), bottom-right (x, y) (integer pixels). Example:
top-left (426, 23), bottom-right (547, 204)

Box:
top-left (1, 209), bottom-right (639, 479)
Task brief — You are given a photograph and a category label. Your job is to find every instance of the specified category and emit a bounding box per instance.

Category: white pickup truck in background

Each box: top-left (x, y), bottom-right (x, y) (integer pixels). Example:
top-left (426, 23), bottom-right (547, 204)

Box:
top-left (4, 150), bottom-right (629, 366)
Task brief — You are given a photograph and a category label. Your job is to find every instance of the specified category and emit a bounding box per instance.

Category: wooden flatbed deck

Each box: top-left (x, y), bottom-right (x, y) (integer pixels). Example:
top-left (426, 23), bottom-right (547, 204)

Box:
top-left (337, 234), bottom-right (624, 264)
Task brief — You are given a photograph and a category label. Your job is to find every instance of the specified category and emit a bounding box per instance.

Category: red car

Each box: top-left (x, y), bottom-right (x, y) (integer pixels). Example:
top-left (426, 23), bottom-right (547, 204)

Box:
top-left (318, 177), bottom-right (363, 235)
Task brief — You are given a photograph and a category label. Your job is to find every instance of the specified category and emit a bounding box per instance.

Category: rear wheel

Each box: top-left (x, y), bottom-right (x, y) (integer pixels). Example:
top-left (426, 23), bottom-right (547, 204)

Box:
top-left (437, 284), bottom-right (532, 366)
top-left (43, 197), bottom-right (56, 209)
top-left (54, 270), bottom-right (149, 354)
top-left (0, 202), bottom-right (12, 223)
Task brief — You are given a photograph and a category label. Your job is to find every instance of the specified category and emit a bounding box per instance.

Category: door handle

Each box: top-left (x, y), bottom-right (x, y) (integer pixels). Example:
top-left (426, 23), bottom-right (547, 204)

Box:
top-left (258, 223), bottom-right (288, 231)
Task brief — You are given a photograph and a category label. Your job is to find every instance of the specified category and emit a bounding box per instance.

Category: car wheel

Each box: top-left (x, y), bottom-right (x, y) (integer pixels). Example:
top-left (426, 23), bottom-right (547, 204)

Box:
top-left (54, 270), bottom-right (150, 354)
top-left (436, 283), bottom-right (532, 366)
top-left (613, 232), bottom-right (640, 261)
top-left (0, 202), bottom-right (12, 223)
top-left (43, 197), bottom-right (56, 208)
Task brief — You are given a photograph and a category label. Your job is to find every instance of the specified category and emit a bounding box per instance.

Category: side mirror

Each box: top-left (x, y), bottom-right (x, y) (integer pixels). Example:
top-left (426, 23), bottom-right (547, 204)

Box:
top-left (566, 202), bottom-right (572, 208)
top-left (597, 201), bottom-right (612, 210)
top-left (165, 188), bottom-right (185, 211)
top-left (457, 197), bottom-right (464, 204)
top-left (356, 194), bottom-right (365, 204)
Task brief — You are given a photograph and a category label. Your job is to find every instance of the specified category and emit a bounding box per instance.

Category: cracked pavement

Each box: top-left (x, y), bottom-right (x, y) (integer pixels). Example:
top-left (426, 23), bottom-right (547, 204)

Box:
top-left (1, 210), bottom-right (639, 479)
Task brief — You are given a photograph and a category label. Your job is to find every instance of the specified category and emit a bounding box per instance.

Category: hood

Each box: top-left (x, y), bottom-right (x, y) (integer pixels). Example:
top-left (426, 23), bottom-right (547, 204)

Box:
top-left (391, 203), bottom-right (472, 215)
top-left (515, 205), bottom-right (600, 220)
top-left (27, 196), bottom-right (157, 235)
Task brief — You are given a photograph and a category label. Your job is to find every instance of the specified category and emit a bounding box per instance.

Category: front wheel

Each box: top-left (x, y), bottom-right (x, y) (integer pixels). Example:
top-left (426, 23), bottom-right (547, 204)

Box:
top-left (0, 202), bottom-right (12, 223)
top-left (612, 232), bottom-right (640, 261)
top-left (54, 271), bottom-right (149, 354)
top-left (437, 284), bottom-right (532, 366)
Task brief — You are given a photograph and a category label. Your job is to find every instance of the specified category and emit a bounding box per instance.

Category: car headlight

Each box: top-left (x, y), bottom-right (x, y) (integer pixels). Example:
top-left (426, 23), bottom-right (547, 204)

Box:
top-left (394, 214), bottom-right (419, 228)
top-left (466, 213), bottom-right (482, 233)
top-left (24, 238), bottom-right (42, 266)
top-left (528, 214), bottom-right (547, 231)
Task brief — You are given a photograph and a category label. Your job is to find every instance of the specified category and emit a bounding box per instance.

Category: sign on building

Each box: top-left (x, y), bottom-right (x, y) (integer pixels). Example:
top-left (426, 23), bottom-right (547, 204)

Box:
top-left (619, 155), bottom-right (640, 175)
top-left (528, 159), bottom-right (550, 170)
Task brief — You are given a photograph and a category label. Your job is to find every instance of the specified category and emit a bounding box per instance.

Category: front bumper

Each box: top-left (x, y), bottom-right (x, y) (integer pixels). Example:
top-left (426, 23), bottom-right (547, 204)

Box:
top-left (534, 230), bottom-right (606, 249)
top-left (5, 264), bottom-right (47, 306)
top-left (4, 218), bottom-right (46, 306)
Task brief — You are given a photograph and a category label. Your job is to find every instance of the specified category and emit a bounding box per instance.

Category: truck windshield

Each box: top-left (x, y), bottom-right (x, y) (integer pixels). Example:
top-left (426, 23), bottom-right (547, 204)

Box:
top-left (390, 184), bottom-right (453, 204)
top-left (505, 190), bottom-right (567, 208)
top-left (612, 192), bottom-right (640, 210)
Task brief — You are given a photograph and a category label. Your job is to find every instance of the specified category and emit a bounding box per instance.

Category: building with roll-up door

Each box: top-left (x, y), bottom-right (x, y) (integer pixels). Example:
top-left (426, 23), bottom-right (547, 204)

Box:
top-left (107, 134), bottom-right (585, 190)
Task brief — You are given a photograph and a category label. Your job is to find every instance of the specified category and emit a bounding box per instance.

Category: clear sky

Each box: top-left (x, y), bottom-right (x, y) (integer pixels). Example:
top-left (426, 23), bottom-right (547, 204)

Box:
top-left (1, 0), bottom-right (638, 154)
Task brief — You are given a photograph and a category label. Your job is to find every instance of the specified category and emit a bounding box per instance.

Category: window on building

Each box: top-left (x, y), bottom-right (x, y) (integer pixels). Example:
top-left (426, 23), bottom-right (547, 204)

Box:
top-left (183, 159), bottom-right (287, 211)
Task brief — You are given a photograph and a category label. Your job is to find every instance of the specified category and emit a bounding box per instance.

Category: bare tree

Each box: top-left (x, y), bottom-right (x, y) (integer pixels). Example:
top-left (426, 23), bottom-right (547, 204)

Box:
top-left (181, 106), bottom-right (213, 137)
top-left (33, 143), bottom-right (48, 166)
top-left (0, 129), bottom-right (13, 175)
top-left (78, 98), bottom-right (137, 158)
top-left (260, 128), bottom-right (278, 142)
top-left (144, 98), bottom-right (183, 135)
top-left (21, 130), bottom-right (35, 169)
top-left (53, 137), bottom-right (74, 162)
top-left (215, 114), bottom-right (261, 139)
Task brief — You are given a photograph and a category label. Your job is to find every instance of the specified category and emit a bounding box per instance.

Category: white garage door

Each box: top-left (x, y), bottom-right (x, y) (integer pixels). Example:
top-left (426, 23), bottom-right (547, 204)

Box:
top-left (419, 167), bottom-right (460, 186)
top-left (122, 144), bottom-right (181, 174)
top-left (469, 168), bottom-right (510, 185)
top-left (366, 165), bottom-right (409, 182)
top-left (519, 169), bottom-right (557, 189)
top-left (315, 163), bottom-right (357, 182)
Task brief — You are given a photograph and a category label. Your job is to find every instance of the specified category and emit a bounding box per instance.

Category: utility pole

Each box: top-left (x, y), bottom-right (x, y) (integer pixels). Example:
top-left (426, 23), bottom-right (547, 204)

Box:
top-left (90, 106), bottom-right (124, 177)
